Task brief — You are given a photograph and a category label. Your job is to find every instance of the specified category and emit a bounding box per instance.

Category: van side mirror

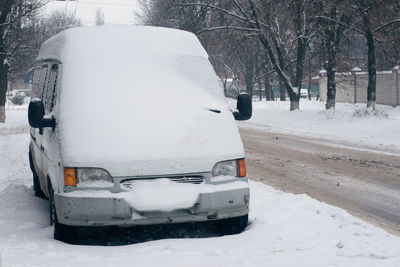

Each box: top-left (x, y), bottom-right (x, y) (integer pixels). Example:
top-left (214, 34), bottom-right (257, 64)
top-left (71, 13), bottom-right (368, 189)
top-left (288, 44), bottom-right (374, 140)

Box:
top-left (233, 93), bottom-right (252, 121)
top-left (28, 98), bottom-right (56, 134)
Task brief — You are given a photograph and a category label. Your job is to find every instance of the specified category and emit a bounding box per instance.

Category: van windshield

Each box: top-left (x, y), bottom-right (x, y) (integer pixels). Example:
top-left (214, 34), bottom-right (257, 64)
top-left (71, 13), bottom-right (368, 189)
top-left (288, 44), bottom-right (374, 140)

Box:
top-left (60, 52), bottom-right (225, 112)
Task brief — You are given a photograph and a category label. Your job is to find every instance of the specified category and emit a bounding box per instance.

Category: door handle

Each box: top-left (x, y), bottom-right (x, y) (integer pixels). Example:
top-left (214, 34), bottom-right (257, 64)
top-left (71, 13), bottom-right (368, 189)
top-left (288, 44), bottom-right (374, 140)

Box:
top-left (40, 145), bottom-right (45, 151)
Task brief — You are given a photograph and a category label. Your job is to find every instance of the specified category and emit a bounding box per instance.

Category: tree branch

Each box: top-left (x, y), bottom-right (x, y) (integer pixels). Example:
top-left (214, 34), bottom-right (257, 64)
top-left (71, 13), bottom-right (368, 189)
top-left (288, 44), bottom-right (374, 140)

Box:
top-left (196, 25), bottom-right (260, 36)
top-left (373, 19), bottom-right (400, 32)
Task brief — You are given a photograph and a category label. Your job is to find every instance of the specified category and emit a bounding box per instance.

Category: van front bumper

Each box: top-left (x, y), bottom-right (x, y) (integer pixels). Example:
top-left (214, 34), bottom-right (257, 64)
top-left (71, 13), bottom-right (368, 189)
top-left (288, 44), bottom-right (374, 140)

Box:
top-left (54, 181), bottom-right (250, 226)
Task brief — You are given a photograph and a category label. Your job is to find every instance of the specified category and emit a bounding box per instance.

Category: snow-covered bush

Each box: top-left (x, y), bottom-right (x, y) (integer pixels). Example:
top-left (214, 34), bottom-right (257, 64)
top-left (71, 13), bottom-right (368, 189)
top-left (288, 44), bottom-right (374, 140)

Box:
top-left (352, 107), bottom-right (389, 119)
top-left (10, 94), bottom-right (25, 105)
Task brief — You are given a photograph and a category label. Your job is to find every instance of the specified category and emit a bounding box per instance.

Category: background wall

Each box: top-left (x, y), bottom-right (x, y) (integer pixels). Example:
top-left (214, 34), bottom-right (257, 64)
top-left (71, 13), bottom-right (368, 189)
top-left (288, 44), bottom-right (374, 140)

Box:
top-left (319, 68), bottom-right (400, 106)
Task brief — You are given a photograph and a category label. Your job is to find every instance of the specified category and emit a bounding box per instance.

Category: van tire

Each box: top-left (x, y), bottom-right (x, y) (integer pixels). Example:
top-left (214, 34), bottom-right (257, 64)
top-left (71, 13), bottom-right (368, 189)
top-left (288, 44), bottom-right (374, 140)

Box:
top-left (29, 150), bottom-right (46, 199)
top-left (33, 172), bottom-right (46, 199)
top-left (54, 222), bottom-right (77, 243)
top-left (48, 183), bottom-right (77, 242)
top-left (216, 215), bottom-right (248, 236)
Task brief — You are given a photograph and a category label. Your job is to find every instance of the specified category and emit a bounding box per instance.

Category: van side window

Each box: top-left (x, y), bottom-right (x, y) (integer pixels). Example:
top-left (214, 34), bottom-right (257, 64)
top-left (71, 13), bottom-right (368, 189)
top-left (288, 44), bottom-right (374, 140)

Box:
top-left (45, 64), bottom-right (59, 112)
top-left (31, 66), bottom-right (42, 98)
top-left (38, 64), bottom-right (49, 100)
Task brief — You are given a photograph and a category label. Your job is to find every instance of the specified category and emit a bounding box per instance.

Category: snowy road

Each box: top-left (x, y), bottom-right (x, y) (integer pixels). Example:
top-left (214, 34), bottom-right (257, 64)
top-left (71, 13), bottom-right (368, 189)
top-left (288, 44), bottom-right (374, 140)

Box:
top-left (241, 128), bottom-right (400, 237)
top-left (1, 109), bottom-right (400, 266)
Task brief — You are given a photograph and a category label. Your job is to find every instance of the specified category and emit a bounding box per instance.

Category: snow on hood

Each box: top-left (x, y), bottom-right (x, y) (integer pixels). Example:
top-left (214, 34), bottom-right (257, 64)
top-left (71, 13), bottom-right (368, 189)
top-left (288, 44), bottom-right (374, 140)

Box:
top-left (59, 94), bottom-right (244, 176)
top-left (50, 26), bottom-right (244, 176)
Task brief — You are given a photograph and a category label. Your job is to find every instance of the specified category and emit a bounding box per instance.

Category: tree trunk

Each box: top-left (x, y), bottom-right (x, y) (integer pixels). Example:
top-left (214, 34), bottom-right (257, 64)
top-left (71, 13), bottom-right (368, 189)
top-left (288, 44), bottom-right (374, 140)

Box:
top-left (279, 79), bottom-right (286, 101)
top-left (0, 2), bottom-right (13, 123)
top-left (0, 105), bottom-right (4, 123)
top-left (288, 41), bottom-right (306, 110)
top-left (288, 0), bottom-right (307, 111)
top-left (326, 47), bottom-right (337, 109)
top-left (264, 74), bottom-right (273, 101)
top-left (258, 80), bottom-right (263, 101)
top-left (365, 26), bottom-right (376, 110)
top-left (290, 101), bottom-right (299, 111)
top-left (294, 42), bottom-right (306, 101)
top-left (245, 75), bottom-right (254, 99)
top-left (0, 58), bottom-right (8, 123)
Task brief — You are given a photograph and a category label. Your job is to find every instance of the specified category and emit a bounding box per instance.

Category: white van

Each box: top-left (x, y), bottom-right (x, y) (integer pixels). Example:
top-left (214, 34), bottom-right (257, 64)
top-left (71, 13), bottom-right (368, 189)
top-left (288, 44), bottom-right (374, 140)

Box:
top-left (28, 26), bottom-right (252, 241)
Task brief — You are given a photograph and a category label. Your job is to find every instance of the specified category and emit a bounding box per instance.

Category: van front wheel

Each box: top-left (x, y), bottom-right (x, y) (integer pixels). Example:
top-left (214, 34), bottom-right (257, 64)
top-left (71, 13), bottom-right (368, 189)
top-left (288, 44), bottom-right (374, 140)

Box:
top-left (33, 172), bottom-right (46, 199)
top-left (216, 215), bottom-right (248, 236)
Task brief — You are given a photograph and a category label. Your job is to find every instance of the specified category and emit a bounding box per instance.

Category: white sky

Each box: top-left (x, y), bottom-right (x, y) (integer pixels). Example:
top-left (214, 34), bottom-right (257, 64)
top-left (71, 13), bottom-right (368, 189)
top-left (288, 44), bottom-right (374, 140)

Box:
top-left (43, 0), bottom-right (142, 25)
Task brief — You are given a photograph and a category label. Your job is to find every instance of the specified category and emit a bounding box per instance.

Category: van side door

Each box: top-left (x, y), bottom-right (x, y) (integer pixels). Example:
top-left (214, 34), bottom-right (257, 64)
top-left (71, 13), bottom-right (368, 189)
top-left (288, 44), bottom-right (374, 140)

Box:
top-left (30, 63), bottom-right (49, 181)
top-left (41, 63), bottom-right (60, 191)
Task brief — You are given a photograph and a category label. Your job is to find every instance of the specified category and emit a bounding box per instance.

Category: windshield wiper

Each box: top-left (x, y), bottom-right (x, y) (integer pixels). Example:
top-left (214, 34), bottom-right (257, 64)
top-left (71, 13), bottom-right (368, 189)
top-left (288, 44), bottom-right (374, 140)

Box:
top-left (208, 109), bottom-right (221, 114)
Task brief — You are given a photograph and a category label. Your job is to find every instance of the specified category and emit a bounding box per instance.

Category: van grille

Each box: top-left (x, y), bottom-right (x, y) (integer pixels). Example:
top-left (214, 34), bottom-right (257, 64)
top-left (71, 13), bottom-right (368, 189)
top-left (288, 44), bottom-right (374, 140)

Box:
top-left (120, 176), bottom-right (205, 190)
top-left (168, 176), bottom-right (204, 184)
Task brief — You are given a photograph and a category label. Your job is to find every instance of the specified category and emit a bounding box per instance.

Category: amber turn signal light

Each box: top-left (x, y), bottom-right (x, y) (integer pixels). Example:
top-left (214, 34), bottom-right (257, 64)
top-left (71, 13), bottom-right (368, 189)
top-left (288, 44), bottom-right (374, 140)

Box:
top-left (238, 158), bottom-right (246, 177)
top-left (64, 167), bottom-right (77, 186)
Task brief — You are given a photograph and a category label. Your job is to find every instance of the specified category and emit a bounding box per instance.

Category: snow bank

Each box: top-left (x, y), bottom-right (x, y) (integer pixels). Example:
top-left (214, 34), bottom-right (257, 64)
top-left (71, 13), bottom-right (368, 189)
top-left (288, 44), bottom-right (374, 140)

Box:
top-left (237, 99), bottom-right (400, 153)
top-left (0, 108), bottom-right (28, 130)
top-left (0, 134), bottom-right (30, 192)
top-left (1, 180), bottom-right (400, 266)
top-left (1, 114), bottom-right (400, 266)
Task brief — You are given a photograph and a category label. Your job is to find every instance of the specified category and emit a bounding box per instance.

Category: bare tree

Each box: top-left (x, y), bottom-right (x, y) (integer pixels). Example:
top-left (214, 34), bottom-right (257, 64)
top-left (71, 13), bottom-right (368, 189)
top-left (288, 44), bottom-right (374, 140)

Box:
top-left (208, 33), bottom-right (264, 98)
top-left (0, 0), bottom-right (46, 123)
top-left (314, 0), bottom-right (352, 109)
top-left (43, 9), bottom-right (80, 35)
top-left (9, 9), bottom-right (80, 101)
top-left (207, 1), bottom-right (317, 109)
top-left (138, 0), bottom-right (211, 32)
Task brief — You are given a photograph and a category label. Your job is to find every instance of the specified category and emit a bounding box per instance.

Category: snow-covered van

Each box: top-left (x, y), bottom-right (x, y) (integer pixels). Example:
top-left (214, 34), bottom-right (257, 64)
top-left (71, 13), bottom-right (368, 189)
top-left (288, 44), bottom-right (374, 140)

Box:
top-left (27, 26), bottom-right (252, 240)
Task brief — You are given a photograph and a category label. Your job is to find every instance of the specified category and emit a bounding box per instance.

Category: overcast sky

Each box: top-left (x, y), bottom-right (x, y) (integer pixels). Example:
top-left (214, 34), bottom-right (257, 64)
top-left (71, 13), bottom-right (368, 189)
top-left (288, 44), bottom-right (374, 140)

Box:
top-left (43, 0), bottom-right (142, 25)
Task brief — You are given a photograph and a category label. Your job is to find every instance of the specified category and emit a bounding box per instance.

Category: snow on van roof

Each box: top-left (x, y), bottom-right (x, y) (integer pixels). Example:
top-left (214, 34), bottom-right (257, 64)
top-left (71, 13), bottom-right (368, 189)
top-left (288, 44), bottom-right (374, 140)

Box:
top-left (37, 25), bottom-right (208, 61)
top-left (46, 25), bottom-right (239, 173)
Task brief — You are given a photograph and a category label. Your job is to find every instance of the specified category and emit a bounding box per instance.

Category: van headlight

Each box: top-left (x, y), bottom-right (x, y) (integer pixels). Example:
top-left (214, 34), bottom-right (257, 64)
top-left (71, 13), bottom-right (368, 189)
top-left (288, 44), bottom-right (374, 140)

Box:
top-left (212, 159), bottom-right (246, 177)
top-left (76, 168), bottom-right (113, 184)
top-left (64, 167), bottom-right (113, 187)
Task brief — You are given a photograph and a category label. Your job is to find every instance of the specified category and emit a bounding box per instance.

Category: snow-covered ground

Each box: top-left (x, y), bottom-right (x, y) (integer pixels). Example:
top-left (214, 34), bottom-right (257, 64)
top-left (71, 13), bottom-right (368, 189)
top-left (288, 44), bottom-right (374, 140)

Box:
top-left (1, 108), bottom-right (400, 267)
top-left (0, 108), bottom-right (28, 129)
top-left (236, 99), bottom-right (400, 153)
